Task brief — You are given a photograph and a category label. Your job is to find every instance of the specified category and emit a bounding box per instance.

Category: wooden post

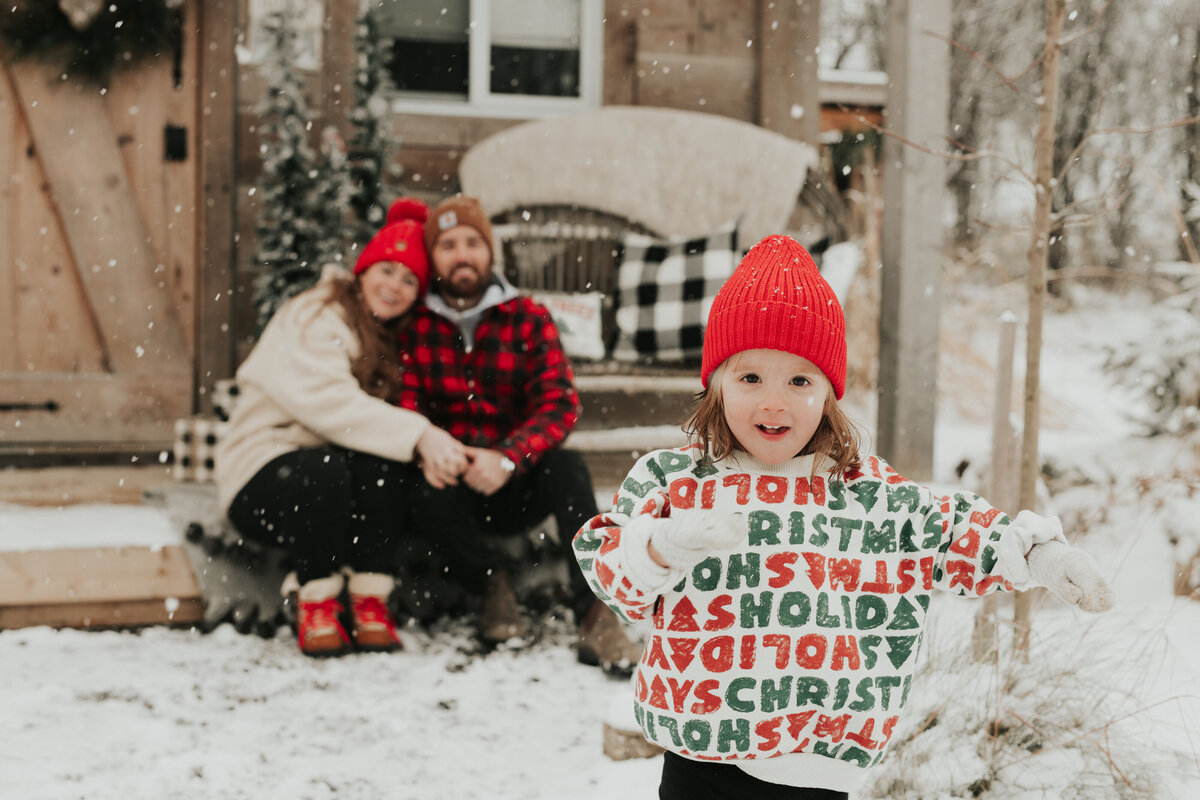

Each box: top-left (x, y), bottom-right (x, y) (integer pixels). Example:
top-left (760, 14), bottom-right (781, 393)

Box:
top-left (195, 0), bottom-right (238, 412)
top-left (972, 313), bottom-right (1019, 661)
top-left (758, 0), bottom-right (821, 145)
top-left (603, 0), bottom-right (639, 106)
top-left (876, 0), bottom-right (950, 482)
top-left (321, 0), bottom-right (358, 140)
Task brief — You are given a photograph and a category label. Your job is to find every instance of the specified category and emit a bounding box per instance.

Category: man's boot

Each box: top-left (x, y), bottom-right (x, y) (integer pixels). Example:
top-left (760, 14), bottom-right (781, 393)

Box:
top-left (577, 599), bottom-right (642, 674)
top-left (479, 570), bottom-right (527, 644)
top-left (296, 574), bottom-right (351, 657)
top-left (348, 571), bottom-right (403, 652)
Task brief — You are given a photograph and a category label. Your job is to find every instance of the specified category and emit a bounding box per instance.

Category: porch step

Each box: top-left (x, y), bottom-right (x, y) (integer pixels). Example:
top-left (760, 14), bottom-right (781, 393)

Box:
top-left (0, 499), bottom-right (204, 630)
top-left (574, 370), bottom-right (699, 431)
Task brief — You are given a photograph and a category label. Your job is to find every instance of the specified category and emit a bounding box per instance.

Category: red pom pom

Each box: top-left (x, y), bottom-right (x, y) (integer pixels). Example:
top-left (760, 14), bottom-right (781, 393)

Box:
top-left (386, 197), bottom-right (429, 225)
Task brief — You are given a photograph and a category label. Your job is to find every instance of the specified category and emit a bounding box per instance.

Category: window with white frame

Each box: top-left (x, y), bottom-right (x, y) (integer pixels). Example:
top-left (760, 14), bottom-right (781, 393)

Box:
top-left (375, 0), bottom-right (602, 117)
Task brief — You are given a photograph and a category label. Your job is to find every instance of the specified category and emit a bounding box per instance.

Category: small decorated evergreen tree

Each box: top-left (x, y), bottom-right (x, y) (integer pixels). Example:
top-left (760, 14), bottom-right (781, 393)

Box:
top-left (347, 7), bottom-right (401, 246)
top-left (252, 8), bottom-right (353, 331)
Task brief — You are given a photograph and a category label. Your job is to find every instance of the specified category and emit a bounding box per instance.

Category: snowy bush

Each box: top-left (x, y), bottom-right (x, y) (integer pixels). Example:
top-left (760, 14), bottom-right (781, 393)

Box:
top-left (251, 7), bottom-right (354, 331)
top-left (863, 618), bottom-right (1189, 800)
top-left (346, 7), bottom-right (401, 244)
top-left (1103, 277), bottom-right (1200, 436)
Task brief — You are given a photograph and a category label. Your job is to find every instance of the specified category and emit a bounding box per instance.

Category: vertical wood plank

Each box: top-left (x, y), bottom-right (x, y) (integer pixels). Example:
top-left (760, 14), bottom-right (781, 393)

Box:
top-left (0, 64), bottom-right (16, 372)
top-left (876, 0), bottom-right (951, 482)
top-left (321, 0), bottom-right (358, 140)
top-left (164, 1), bottom-right (201, 357)
top-left (195, 0), bottom-right (238, 412)
top-left (603, 0), bottom-right (640, 106)
top-left (758, 0), bottom-right (821, 145)
top-left (9, 87), bottom-right (107, 374)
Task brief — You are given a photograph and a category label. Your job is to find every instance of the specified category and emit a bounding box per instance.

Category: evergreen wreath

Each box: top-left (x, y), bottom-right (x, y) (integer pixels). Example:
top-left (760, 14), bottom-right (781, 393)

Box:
top-left (0, 0), bottom-right (182, 82)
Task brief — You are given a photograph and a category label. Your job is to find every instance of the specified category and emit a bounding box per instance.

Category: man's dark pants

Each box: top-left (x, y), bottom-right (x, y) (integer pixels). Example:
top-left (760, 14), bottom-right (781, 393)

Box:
top-left (403, 448), bottom-right (600, 620)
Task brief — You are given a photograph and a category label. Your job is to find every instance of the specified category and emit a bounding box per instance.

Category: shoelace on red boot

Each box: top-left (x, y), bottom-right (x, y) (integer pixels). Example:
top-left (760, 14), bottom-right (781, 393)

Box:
top-left (297, 597), bottom-right (349, 652)
top-left (351, 595), bottom-right (401, 647)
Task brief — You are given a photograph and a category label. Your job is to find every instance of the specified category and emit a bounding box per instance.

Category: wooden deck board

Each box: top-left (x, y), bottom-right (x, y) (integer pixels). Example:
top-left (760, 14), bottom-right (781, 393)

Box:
top-left (0, 544), bottom-right (203, 630)
top-left (0, 465), bottom-right (172, 506)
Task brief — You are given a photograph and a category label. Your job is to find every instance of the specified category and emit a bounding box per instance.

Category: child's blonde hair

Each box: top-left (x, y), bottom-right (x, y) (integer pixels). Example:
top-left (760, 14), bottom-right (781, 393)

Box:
top-left (683, 359), bottom-right (862, 475)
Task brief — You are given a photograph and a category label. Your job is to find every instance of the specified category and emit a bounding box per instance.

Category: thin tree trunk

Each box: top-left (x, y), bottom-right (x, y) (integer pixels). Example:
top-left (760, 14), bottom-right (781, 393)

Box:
top-left (1015, 0), bottom-right (1067, 656)
top-left (1185, 24), bottom-right (1200, 259)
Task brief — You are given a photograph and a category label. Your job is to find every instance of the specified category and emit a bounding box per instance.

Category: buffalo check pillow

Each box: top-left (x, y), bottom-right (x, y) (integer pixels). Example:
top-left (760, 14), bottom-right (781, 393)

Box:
top-left (613, 225), bottom-right (739, 363)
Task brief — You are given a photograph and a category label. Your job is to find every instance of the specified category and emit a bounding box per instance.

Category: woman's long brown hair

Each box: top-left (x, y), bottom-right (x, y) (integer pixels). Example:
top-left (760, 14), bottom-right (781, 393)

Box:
top-left (323, 276), bottom-right (407, 400)
top-left (683, 361), bottom-right (863, 476)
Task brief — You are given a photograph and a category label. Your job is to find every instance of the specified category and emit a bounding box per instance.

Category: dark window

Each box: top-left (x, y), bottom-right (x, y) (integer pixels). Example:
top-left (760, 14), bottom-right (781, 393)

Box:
top-left (489, 45), bottom-right (579, 96)
top-left (391, 39), bottom-right (469, 95)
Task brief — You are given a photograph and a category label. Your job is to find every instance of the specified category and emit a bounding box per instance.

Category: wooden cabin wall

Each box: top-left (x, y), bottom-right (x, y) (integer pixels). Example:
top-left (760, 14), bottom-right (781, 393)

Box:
top-left (231, 0), bottom-right (881, 359)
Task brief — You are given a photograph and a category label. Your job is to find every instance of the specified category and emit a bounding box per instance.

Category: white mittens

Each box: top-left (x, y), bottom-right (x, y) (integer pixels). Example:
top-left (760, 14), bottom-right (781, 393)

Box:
top-left (619, 510), bottom-right (748, 594)
top-left (990, 510), bottom-right (1113, 613)
top-left (994, 510), bottom-right (1070, 588)
top-left (1026, 540), bottom-right (1114, 613)
top-left (650, 510), bottom-right (748, 570)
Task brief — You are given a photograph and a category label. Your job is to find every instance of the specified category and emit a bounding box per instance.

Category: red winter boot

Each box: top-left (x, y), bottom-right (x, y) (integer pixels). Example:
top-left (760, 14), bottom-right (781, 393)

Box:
top-left (296, 574), bottom-right (350, 657)
top-left (348, 571), bottom-right (402, 652)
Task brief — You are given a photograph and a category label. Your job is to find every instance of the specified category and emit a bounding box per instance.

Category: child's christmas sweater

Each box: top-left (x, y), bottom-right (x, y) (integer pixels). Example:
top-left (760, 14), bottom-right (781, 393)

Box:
top-left (573, 445), bottom-right (1030, 792)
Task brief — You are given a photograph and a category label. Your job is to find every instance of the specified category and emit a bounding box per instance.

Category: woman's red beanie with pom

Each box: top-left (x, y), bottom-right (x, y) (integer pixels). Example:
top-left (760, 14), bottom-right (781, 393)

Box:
top-left (354, 198), bottom-right (431, 293)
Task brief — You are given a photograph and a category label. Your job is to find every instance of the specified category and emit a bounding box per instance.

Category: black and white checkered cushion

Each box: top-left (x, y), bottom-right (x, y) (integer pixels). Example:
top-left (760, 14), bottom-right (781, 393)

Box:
top-left (613, 225), bottom-right (739, 363)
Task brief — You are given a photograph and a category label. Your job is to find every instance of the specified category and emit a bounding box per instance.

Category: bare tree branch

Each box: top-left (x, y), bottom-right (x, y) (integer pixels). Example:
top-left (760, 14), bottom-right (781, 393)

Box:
top-left (1050, 175), bottom-right (1132, 228)
top-left (1087, 115), bottom-right (1200, 137)
top-left (839, 106), bottom-right (1037, 184)
top-left (926, 30), bottom-right (1037, 103)
top-left (969, 216), bottom-right (1030, 234)
top-left (1059, 0), bottom-right (1115, 49)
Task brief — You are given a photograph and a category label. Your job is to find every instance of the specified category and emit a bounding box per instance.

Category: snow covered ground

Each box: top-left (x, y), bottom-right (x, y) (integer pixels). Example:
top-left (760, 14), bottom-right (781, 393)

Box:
top-left (2, 279), bottom-right (1198, 799)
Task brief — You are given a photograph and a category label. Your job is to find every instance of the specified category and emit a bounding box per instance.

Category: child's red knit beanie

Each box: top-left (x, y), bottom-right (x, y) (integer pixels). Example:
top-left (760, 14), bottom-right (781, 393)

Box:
top-left (354, 198), bottom-right (431, 293)
top-left (701, 234), bottom-right (847, 399)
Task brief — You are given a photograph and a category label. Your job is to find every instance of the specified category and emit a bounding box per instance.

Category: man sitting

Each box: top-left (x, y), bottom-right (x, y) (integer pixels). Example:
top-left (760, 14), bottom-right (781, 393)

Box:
top-left (395, 195), bottom-right (639, 671)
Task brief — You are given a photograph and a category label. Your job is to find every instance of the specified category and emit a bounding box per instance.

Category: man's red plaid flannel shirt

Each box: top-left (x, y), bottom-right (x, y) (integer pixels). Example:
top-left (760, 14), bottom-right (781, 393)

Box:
top-left (395, 297), bottom-right (580, 475)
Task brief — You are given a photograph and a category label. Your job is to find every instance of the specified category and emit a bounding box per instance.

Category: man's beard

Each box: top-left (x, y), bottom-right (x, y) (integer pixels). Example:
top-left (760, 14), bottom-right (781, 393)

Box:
top-left (437, 262), bottom-right (487, 303)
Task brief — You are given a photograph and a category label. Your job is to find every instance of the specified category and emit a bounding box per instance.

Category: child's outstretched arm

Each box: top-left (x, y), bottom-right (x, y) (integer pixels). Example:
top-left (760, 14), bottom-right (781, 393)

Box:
top-left (999, 511), bottom-right (1113, 612)
top-left (934, 494), bottom-right (1114, 613)
top-left (572, 452), bottom-right (746, 623)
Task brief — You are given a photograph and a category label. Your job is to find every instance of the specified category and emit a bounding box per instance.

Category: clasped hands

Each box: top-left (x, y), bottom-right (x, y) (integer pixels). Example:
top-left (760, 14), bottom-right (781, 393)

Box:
top-left (414, 426), bottom-right (512, 495)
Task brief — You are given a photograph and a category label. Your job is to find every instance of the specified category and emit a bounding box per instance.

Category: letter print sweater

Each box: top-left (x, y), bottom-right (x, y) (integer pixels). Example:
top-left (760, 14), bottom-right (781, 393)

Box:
top-left (573, 445), bottom-right (1028, 793)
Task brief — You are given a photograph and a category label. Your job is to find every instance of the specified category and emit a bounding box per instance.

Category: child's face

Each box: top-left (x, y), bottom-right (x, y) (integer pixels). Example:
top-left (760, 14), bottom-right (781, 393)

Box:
top-left (719, 349), bottom-right (830, 465)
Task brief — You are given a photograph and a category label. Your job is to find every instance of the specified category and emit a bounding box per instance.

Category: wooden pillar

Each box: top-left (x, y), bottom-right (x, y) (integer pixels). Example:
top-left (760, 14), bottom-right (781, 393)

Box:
top-left (758, 0), bottom-right (821, 145)
top-left (195, 0), bottom-right (238, 412)
top-left (321, 0), bottom-right (359, 139)
top-left (876, 0), bottom-right (950, 481)
top-left (603, 0), bottom-right (639, 106)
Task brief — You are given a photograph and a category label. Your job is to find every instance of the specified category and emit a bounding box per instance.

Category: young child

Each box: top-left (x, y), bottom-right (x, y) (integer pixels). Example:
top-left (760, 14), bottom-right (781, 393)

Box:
top-left (572, 235), bottom-right (1112, 800)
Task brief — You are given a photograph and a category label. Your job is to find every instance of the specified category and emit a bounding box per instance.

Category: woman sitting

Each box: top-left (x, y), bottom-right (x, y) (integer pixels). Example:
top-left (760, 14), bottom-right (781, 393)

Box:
top-left (216, 199), bottom-right (467, 657)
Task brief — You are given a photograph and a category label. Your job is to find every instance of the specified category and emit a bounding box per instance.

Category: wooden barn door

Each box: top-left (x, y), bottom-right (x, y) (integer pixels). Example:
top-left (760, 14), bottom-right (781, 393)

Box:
top-left (0, 2), bottom-right (222, 450)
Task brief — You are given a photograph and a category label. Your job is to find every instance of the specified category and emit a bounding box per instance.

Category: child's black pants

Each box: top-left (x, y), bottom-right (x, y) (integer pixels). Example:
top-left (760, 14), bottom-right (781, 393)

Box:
top-left (659, 751), bottom-right (850, 800)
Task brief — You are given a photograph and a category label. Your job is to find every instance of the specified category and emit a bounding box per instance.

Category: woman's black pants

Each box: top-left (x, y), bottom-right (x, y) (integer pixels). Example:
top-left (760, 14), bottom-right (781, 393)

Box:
top-left (227, 445), bottom-right (407, 584)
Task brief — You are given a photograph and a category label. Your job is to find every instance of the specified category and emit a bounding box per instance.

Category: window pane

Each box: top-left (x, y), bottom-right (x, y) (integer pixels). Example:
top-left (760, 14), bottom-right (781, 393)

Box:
top-left (491, 0), bottom-right (581, 97)
top-left (391, 40), bottom-right (469, 95)
top-left (375, 0), bottom-right (468, 42)
top-left (490, 46), bottom-right (579, 96)
top-left (377, 0), bottom-right (469, 95)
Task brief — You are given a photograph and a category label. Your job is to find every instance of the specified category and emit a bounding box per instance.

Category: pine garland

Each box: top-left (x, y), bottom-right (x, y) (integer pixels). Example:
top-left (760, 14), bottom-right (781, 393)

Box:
top-left (347, 7), bottom-right (401, 245)
top-left (251, 8), bottom-right (353, 332)
top-left (0, 0), bottom-right (182, 82)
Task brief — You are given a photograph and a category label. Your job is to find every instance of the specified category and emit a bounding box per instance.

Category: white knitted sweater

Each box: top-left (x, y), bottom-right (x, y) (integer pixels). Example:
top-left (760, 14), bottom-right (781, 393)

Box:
top-left (574, 445), bottom-right (1044, 792)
